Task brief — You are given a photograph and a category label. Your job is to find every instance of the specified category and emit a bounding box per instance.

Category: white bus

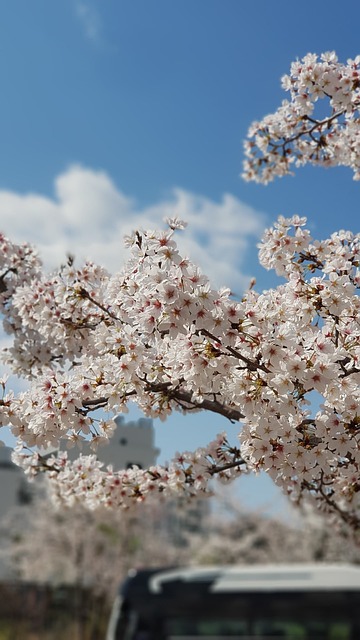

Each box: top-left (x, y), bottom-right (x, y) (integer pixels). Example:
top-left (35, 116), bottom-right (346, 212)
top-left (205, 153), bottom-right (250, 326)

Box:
top-left (106, 564), bottom-right (360, 640)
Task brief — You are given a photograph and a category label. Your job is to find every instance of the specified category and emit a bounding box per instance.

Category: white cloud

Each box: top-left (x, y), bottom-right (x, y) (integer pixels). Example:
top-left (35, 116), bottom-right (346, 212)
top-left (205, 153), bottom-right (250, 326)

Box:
top-left (0, 164), bottom-right (266, 291)
top-left (75, 1), bottom-right (102, 44)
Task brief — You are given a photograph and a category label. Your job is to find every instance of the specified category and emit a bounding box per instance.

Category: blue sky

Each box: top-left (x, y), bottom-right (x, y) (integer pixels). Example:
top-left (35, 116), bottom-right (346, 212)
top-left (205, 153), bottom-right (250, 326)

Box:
top-left (0, 0), bottom-right (359, 512)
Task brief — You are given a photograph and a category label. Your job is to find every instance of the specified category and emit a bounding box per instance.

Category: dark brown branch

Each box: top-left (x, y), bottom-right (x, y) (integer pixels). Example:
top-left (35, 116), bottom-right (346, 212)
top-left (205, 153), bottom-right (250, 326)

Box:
top-left (60, 318), bottom-right (100, 330)
top-left (146, 381), bottom-right (244, 422)
top-left (82, 397), bottom-right (109, 408)
top-left (0, 267), bottom-right (17, 293)
top-left (200, 328), bottom-right (269, 373)
top-left (209, 459), bottom-right (247, 475)
top-left (269, 109), bottom-right (347, 151)
top-left (76, 379), bottom-right (243, 423)
top-left (78, 288), bottom-right (121, 322)
top-left (340, 366), bottom-right (360, 378)
top-left (303, 476), bottom-right (360, 530)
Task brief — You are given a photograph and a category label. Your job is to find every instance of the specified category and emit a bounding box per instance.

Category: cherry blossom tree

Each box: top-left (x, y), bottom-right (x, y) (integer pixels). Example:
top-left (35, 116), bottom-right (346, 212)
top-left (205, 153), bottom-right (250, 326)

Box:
top-left (1, 495), bottom-right (186, 600)
top-left (4, 489), bottom-right (358, 594)
top-left (0, 51), bottom-right (359, 536)
top-left (196, 489), bottom-right (360, 565)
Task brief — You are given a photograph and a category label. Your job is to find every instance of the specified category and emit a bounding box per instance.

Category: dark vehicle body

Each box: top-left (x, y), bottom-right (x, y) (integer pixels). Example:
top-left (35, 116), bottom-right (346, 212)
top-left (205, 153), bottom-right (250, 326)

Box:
top-left (106, 564), bottom-right (360, 639)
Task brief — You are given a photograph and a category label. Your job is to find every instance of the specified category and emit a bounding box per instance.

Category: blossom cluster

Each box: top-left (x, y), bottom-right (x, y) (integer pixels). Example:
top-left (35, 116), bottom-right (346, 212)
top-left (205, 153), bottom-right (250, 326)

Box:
top-left (243, 52), bottom-right (360, 183)
top-left (0, 214), bottom-right (359, 531)
top-left (12, 433), bottom-right (242, 510)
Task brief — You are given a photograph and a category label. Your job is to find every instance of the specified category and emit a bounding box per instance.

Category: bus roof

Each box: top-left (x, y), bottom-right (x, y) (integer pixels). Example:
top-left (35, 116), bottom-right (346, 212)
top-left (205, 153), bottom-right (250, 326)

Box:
top-left (124, 564), bottom-right (360, 595)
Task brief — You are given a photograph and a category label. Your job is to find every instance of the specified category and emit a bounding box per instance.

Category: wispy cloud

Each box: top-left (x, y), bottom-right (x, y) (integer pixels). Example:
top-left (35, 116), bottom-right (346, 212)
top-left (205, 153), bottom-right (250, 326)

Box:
top-left (0, 165), bottom-right (266, 291)
top-left (75, 1), bottom-right (102, 44)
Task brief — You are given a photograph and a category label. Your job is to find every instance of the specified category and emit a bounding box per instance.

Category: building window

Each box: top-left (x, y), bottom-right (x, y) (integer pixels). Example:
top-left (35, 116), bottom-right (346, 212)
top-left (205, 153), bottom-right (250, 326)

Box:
top-left (126, 463), bottom-right (143, 469)
top-left (17, 480), bottom-right (33, 505)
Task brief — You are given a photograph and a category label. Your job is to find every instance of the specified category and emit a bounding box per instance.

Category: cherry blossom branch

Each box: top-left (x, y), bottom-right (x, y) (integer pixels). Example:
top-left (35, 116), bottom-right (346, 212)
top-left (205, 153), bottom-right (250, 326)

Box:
top-left (269, 109), bottom-right (347, 151)
top-left (77, 287), bottom-right (121, 322)
top-left (1, 211), bottom-right (359, 533)
top-left (303, 476), bottom-right (360, 531)
top-left (144, 381), bottom-right (244, 422)
top-left (243, 52), bottom-right (360, 183)
top-left (209, 458), bottom-right (247, 474)
top-left (200, 328), bottom-right (270, 373)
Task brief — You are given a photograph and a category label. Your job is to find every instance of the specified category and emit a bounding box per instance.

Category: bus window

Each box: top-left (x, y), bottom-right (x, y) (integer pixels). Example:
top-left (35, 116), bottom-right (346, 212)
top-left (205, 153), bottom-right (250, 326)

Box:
top-left (165, 618), bottom-right (248, 635)
top-left (163, 617), bottom-right (354, 638)
top-left (253, 619), bottom-right (353, 639)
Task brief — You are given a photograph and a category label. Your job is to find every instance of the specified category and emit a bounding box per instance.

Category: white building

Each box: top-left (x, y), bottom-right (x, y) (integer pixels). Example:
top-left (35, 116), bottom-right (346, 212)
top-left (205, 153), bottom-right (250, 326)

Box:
top-left (0, 446), bottom-right (37, 577)
top-left (0, 446), bottom-right (34, 512)
top-left (81, 415), bottom-right (160, 470)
